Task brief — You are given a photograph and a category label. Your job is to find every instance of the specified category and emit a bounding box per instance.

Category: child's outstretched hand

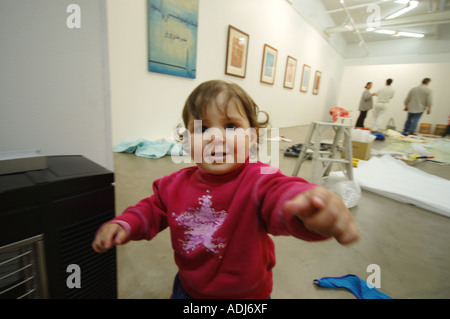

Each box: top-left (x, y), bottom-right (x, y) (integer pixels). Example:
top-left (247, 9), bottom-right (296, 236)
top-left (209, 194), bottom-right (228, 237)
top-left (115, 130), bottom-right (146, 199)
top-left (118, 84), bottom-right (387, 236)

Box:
top-left (92, 223), bottom-right (129, 253)
top-left (283, 186), bottom-right (360, 245)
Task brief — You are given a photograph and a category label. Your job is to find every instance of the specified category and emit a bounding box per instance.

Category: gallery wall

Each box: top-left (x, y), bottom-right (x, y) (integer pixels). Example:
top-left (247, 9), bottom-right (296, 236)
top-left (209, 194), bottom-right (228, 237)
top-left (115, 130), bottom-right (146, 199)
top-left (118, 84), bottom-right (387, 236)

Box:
top-left (337, 60), bottom-right (450, 132)
top-left (0, 0), bottom-right (113, 169)
top-left (108, 0), bottom-right (345, 146)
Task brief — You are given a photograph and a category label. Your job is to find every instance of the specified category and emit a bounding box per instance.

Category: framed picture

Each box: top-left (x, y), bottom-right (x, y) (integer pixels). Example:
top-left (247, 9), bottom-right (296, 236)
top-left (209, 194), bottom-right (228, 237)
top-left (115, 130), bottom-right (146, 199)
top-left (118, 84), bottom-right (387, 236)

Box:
top-left (260, 44), bottom-right (278, 85)
top-left (225, 25), bottom-right (249, 78)
top-left (283, 56), bottom-right (297, 89)
top-left (300, 64), bottom-right (311, 93)
top-left (148, 0), bottom-right (199, 79)
top-left (313, 70), bottom-right (322, 95)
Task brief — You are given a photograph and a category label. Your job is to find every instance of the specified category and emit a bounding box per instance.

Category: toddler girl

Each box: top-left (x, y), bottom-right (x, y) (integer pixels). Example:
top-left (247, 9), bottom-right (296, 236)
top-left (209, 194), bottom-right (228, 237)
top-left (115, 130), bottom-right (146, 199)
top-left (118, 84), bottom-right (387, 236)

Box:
top-left (92, 80), bottom-right (359, 299)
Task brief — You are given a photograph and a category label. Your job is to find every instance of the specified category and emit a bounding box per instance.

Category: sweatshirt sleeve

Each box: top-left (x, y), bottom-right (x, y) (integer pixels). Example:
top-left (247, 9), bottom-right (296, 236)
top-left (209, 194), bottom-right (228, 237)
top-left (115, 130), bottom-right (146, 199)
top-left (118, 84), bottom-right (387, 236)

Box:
top-left (404, 89), bottom-right (412, 106)
top-left (254, 168), bottom-right (328, 242)
top-left (109, 177), bottom-right (169, 241)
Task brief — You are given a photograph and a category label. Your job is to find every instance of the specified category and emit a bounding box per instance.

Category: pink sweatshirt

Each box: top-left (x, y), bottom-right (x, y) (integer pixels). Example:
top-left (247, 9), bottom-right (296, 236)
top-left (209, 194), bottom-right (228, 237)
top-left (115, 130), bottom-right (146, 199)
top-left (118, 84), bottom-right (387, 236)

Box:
top-left (109, 161), bottom-right (327, 298)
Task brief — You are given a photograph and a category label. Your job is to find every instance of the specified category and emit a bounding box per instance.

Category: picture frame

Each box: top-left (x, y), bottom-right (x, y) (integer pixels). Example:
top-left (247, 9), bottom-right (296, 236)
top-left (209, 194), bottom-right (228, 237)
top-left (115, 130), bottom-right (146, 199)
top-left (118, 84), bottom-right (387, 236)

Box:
top-left (300, 64), bottom-right (311, 93)
top-left (225, 25), bottom-right (249, 78)
top-left (283, 56), bottom-right (297, 89)
top-left (260, 44), bottom-right (278, 85)
top-left (312, 70), bottom-right (322, 95)
top-left (148, 0), bottom-right (199, 79)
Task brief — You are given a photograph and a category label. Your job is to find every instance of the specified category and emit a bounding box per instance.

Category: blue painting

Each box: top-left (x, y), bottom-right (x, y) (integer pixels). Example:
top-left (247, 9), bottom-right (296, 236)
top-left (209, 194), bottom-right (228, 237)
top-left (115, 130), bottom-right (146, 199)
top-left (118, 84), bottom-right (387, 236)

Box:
top-left (148, 0), bottom-right (198, 78)
top-left (264, 52), bottom-right (275, 77)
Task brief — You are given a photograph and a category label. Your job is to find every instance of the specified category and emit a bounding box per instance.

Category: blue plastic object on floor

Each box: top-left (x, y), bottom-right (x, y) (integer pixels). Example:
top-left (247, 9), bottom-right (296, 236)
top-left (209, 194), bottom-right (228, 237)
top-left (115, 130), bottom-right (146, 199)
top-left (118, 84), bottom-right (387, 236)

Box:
top-left (372, 132), bottom-right (385, 140)
top-left (314, 274), bottom-right (393, 299)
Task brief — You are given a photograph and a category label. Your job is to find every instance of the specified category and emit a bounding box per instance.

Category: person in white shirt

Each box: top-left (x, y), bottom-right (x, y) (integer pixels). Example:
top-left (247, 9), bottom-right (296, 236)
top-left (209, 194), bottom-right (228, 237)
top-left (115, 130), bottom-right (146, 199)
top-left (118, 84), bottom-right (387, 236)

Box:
top-left (370, 79), bottom-right (395, 132)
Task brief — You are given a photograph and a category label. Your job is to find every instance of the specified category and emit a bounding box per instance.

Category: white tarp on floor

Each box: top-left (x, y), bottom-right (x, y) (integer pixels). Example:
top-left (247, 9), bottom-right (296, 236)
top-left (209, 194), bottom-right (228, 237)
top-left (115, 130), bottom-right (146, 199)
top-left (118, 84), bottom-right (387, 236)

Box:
top-left (354, 155), bottom-right (450, 217)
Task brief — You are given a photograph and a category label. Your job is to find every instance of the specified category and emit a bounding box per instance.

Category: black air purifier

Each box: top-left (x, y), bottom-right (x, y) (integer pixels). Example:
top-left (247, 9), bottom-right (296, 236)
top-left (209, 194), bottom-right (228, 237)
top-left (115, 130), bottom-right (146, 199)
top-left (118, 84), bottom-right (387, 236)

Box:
top-left (0, 155), bottom-right (116, 299)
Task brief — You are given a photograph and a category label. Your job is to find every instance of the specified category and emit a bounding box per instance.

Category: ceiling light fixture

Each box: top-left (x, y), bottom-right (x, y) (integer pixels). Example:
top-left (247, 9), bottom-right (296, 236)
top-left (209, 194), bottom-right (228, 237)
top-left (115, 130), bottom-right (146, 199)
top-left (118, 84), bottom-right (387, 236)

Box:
top-left (373, 29), bottom-right (424, 38)
top-left (386, 0), bottom-right (419, 20)
top-left (374, 29), bottom-right (396, 35)
top-left (397, 31), bottom-right (425, 38)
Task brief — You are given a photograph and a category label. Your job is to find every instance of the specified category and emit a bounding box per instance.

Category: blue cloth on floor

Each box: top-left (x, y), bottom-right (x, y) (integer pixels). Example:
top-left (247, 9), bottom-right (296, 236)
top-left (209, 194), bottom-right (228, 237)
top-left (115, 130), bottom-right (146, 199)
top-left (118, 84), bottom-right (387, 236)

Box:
top-left (113, 139), bottom-right (186, 159)
top-left (314, 274), bottom-right (393, 299)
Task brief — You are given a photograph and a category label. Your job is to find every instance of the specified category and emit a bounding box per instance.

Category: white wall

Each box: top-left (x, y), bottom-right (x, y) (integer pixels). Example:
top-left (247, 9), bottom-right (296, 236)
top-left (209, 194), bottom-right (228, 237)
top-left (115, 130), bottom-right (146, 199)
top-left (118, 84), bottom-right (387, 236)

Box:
top-left (107, 0), bottom-right (345, 146)
top-left (0, 0), bottom-right (112, 169)
top-left (337, 59), bottom-right (450, 132)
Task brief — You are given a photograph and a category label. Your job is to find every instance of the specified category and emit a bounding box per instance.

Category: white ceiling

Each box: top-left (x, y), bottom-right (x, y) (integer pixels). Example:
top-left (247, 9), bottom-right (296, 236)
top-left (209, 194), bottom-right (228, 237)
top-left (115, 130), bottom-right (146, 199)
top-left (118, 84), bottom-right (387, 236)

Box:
top-left (289, 0), bottom-right (450, 58)
top-left (321, 0), bottom-right (450, 43)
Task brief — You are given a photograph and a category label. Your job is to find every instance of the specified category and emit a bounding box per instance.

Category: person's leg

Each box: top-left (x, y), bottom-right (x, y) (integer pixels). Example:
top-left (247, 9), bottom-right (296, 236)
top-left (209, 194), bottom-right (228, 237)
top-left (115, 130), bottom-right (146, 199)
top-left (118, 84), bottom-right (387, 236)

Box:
top-left (355, 112), bottom-right (363, 128)
top-left (409, 112), bottom-right (423, 134)
top-left (361, 110), bottom-right (368, 128)
top-left (443, 125), bottom-right (450, 138)
top-left (375, 105), bottom-right (387, 132)
top-left (171, 273), bottom-right (193, 299)
top-left (370, 106), bottom-right (381, 131)
top-left (403, 113), bottom-right (413, 134)
top-left (355, 111), bottom-right (367, 128)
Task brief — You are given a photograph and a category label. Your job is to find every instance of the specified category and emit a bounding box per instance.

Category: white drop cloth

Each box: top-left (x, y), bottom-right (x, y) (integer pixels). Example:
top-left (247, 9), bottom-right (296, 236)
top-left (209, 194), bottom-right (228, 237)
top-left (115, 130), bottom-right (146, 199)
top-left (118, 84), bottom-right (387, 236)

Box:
top-left (354, 155), bottom-right (450, 217)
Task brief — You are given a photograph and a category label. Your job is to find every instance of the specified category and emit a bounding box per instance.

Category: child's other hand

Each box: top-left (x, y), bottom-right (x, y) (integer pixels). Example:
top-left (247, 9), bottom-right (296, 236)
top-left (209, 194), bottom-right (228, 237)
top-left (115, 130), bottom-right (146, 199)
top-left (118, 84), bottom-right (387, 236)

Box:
top-left (283, 186), bottom-right (360, 245)
top-left (92, 223), bottom-right (128, 253)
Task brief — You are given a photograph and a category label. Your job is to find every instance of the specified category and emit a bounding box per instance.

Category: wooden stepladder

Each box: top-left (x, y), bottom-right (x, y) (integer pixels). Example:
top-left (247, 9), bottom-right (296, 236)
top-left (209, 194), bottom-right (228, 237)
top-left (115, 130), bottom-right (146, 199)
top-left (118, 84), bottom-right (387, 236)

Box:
top-left (292, 122), bottom-right (354, 184)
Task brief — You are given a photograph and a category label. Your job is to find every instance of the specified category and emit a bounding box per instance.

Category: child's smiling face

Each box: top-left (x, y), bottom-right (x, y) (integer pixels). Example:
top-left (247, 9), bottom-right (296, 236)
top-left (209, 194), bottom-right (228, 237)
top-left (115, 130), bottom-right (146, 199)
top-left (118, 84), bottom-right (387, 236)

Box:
top-left (187, 92), bottom-right (256, 175)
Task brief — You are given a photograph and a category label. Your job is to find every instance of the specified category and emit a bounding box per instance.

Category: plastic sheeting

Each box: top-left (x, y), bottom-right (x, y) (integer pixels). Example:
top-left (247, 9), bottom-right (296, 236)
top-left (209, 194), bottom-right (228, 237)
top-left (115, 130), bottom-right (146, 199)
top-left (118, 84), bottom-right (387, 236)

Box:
top-left (321, 176), bottom-right (361, 209)
top-left (113, 139), bottom-right (187, 159)
top-left (354, 155), bottom-right (450, 217)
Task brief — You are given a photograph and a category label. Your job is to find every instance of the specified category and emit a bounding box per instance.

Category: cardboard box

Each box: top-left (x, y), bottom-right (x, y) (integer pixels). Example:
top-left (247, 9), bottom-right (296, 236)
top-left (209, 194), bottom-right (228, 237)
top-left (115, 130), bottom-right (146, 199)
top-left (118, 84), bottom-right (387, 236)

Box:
top-left (434, 124), bottom-right (447, 136)
top-left (419, 123), bottom-right (431, 134)
top-left (351, 140), bottom-right (373, 160)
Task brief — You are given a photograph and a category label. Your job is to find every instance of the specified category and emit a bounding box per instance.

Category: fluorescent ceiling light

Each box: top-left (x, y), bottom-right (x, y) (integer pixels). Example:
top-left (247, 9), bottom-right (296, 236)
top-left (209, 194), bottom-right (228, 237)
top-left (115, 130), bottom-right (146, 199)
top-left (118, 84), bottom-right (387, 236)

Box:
top-left (398, 31), bottom-right (424, 38)
top-left (372, 29), bottom-right (424, 38)
top-left (386, 0), bottom-right (418, 20)
top-left (375, 29), bottom-right (396, 35)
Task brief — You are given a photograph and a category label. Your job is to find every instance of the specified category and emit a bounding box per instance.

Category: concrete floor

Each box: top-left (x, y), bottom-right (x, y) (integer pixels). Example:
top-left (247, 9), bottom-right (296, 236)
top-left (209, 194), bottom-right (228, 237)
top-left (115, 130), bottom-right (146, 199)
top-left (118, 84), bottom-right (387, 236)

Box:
top-left (113, 125), bottom-right (450, 299)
